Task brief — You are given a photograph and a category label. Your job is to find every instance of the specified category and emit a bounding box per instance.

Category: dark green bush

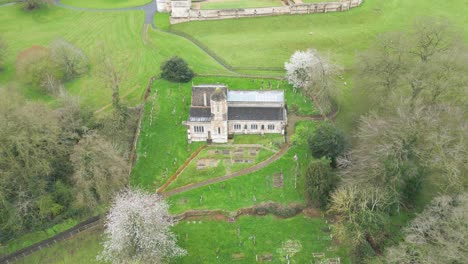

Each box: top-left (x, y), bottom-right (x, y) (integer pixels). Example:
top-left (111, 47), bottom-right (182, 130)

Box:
top-left (160, 56), bottom-right (194, 83)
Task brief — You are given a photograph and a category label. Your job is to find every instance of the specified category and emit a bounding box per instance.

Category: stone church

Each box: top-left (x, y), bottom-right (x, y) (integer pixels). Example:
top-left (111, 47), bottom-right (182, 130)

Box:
top-left (183, 84), bottom-right (287, 143)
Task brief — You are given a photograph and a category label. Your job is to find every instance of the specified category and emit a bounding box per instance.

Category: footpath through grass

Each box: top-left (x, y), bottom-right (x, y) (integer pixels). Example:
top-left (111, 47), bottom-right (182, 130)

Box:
top-left (60, 0), bottom-right (151, 8)
top-left (172, 0), bottom-right (468, 69)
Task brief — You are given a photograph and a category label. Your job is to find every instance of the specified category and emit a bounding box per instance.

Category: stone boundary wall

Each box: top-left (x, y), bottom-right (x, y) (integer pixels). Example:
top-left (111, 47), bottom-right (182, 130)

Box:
top-left (171, 0), bottom-right (363, 24)
top-left (172, 202), bottom-right (306, 221)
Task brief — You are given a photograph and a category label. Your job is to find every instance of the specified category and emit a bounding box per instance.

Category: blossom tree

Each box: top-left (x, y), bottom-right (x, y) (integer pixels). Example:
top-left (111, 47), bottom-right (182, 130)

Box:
top-left (99, 189), bottom-right (186, 264)
top-left (285, 49), bottom-right (339, 118)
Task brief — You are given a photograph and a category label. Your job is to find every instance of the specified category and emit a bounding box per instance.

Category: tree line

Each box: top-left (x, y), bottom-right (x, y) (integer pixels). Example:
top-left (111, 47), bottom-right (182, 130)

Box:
top-left (286, 16), bottom-right (467, 263)
top-left (0, 37), bottom-right (140, 243)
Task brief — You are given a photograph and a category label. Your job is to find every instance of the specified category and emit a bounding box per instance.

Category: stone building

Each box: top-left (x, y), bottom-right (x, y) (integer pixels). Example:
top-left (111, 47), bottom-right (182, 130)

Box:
top-left (183, 84), bottom-right (287, 143)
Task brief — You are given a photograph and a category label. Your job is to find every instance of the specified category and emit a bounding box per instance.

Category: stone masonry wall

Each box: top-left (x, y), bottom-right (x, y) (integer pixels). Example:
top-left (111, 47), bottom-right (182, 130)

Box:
top-left (171, 0), bottom-right (363, 24)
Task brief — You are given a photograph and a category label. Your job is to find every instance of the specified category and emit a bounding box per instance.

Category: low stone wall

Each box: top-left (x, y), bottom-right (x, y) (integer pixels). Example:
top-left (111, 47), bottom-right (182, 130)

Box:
top-left (171, 0), bottom-right (363, 24)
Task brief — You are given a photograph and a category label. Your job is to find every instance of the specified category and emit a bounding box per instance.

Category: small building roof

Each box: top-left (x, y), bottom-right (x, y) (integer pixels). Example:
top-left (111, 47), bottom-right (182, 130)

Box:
top-left (228, 107), bottom-right (285, 121)
top-left (227, 90), bottom-right (284, 103)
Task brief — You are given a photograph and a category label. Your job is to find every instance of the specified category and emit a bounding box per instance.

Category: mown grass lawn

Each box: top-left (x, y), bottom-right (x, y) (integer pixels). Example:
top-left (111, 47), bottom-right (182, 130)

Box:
top-left (0, 5), bottom-right (228, 110)
top-left (131, 76), bottom-right (315, 190)
top-left (171, 0), bottom-right (468, 69)
top-left (0, 219), bottom-right (77, 257)
top-left (14, 227), bottom-right (103, 264)
top-left (172, 215), bottom-right (350, 264)
top-left (60, 0), bottom-right (151, 8)
top-left (200, 0), bottom-right (282, 10)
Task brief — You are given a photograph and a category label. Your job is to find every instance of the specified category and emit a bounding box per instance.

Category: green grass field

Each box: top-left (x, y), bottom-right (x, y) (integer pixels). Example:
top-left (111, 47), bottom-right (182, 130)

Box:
top-left (172, 0), bottom-right (468, 69)
top-left (15, 227), bottom-right (103, 264)
top-left (60, 0), bottom-right (151, 8)
top-left (200, 0), bottom-right (282, 10)
top-left (0, 5), bottom-right (228, 110)
top-left (171, 215), bottom-right (349, 264)
top-left (0, 219), bottom-right (77, 257)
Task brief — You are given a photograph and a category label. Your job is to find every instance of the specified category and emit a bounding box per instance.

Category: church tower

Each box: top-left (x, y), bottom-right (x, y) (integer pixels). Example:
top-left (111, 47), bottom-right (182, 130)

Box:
top-left (209, 87), bottom-right (228, 143)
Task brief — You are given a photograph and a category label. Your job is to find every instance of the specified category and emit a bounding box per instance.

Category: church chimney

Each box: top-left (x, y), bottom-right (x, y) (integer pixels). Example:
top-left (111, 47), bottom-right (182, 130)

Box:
top-left (203, 92), bottom-right (207, 106)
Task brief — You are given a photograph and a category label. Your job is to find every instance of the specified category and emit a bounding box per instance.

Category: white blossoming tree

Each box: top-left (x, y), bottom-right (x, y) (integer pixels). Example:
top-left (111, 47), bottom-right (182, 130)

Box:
top-left (285, 49), bottom-right (339, 118)
top-left (98, 189), bottom-right (186, 264)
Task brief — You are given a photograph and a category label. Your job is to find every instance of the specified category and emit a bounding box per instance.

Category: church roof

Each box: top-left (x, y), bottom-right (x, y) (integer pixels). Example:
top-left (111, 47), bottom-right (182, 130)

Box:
top-left (227, 90), bottom-right (284, 103)
top-left (189, 107), bottom-right (211, 122)
top-left (211, 87), bottom-right (227, 102)
top-left (191, 85), bottom-right (227, 107)
top-left (228, 107), bottom-right (285, 121)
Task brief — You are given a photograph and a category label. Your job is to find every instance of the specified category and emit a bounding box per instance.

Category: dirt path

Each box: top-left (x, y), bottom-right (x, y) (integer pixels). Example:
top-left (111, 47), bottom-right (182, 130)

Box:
top-left (162, 143), bottom-right (291, 197)
top-left (157, 145), bottom-right (207, 193)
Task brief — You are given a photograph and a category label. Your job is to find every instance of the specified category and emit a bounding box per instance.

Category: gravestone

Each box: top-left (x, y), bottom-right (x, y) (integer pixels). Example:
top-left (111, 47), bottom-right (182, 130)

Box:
top-left (273, 173), bottom-right (284, 188)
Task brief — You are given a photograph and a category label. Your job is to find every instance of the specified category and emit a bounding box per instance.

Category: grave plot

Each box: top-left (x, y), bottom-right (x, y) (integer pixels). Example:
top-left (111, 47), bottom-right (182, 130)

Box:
top-left (273, 173), bottom-right (284, 188)
top-left (165, 146), bottom-right (275, 191)
top-left (196, 159), bottom-right (220, 170)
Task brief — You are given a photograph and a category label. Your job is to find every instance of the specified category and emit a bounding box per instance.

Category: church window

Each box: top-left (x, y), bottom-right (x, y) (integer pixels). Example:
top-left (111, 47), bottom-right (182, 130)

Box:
top-left (251, 124), bottom-right (258, 130)
top-left (218, 127), bottom-right (221, 134)
top-left (194, 126), bottom-right (204, 133)
top-left (234, 124), bottom-right (241, 130)
top-left (268, 124), bottom-right (275, 130)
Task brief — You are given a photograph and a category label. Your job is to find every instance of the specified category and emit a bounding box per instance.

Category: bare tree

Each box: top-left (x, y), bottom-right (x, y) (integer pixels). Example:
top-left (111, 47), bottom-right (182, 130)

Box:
top-left (15, 46), bottom-right (64, 95)
top-left (340, 99), bottom-right (467, 199)
top-left (357, 32), bottom-right (408, 100)
top-left (50, 39), bottom-right (89, 81)
top-left (385, 194), bottom-right (468, 264)
top-left (24, 0), bottom-right (52, 10)
top-left (71, 132), bottom-right (128, 210)
top-left (410, 17), bottom-right (456, 62)
top-left (98, 189), bottom-right (186, 264)
top-left (328, 185), bottom-right (398, 257)
top-left (95, 45), bottom-right (128, 126)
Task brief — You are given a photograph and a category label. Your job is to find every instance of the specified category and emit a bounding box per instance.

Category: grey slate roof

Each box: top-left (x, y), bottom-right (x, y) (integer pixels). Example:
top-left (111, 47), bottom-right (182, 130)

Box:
top-left (228, 107), bottom-right (285, 121)
top-left (227, 90), bottom-right (284, 103)
top-left (191, 85), bottom-right (227, 107)
top-left (189, 107), bottom-right (211, 122)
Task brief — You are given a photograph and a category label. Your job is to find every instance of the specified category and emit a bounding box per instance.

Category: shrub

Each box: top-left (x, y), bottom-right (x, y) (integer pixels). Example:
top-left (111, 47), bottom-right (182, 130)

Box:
top-left (16, 45), bottom-right (64, 94)
top-left (308, 122), bottom-right (347, 167)
top-left (160, 56), bottom-right (194, 83)
top-left (304, 158), bottom-right (337, 209)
